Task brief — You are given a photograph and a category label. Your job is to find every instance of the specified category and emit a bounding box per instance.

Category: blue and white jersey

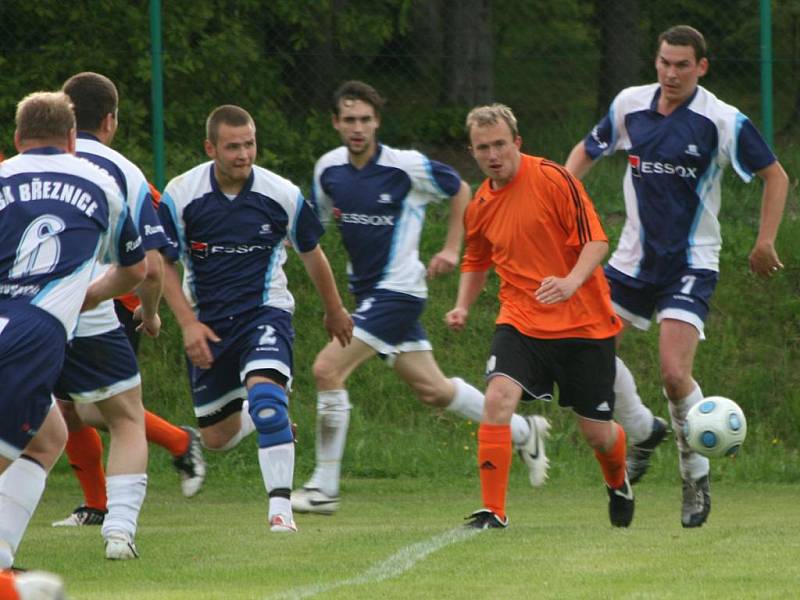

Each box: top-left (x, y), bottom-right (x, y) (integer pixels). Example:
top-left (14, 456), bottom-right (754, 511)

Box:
top-left (159, 161), bottom-right (322, 322)
top-left (312, 144), bottom-right (461, 298)
top-left (75, 133), bottom-right (170, 336)
top-left (0, 148), bottom-right (144, 338)
top-left (584, 83), bottom-right (775, 282)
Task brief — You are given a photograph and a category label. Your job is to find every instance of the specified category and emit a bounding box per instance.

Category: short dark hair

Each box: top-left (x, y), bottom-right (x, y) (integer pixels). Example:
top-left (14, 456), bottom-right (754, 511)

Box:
top-left (657, 25), bottom-right (707, 61)
top-left (205, 105), bottom-right (255, 144)
top-left (62, 72), bottom-right (118, 132)
top-left (332, 80), bottom-right (385, 117)
top-left (16, 91), bottom-right (75, 142)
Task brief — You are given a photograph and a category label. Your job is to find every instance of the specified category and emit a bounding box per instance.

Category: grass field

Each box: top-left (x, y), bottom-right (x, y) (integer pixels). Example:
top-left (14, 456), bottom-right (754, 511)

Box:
top-left (9, 136), bottom-right (797, 598)
top-left (17, 459), bottom-right (800, 599)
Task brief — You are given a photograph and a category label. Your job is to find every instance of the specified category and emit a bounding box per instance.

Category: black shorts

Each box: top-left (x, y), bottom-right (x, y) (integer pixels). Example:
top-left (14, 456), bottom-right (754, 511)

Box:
top-left (486, 324), bottom-right (616, 421)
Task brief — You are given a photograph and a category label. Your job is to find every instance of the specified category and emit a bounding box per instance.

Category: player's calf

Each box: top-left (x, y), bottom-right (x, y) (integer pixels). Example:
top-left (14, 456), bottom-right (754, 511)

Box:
top-left (249, 382), bottom-right (298, 533)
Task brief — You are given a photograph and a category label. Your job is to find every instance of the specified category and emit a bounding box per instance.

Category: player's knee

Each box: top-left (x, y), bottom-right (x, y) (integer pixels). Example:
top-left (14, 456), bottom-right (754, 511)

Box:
top-left (312, 355), bottom-right (343, 389)
top-left (482, 391), bottom-right (513, 423)
top-left (413, 379), bottom-right (451, 408)
top-left (582, 428), bottom-right (608, 451)
top-left (484, 386), bottom-right (513, 410)
top-left (25, 418), bottom-right (68, 470)
top-left (311, 356), bottom-right (329, 383)
top-left (200, 428), bottom-right (232, 451)
top-left (660, 364), bottom-right (691, 398)
top-left (48, 415), bottom-right (69, 457)
top-left (248, 383), bottom-right (293, 448)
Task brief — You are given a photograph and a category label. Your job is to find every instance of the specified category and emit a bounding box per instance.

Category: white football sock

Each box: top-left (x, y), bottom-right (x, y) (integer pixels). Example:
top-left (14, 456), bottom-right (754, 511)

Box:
top-left (213, 399), bottom-right (257, 452)
top-left (668, 384), bottom-right (710, 481)
top-left (446, 378), bottom-right (530, 446)
top-left (307, 390), bottom-right (351, 497)
top-left (101, 473), bottom-right (147, 541)
top-left (612, 357), bottom-right (655, 444)
top-left (0, 457), bottom-right (46, 569)
top-left (268, 496), bottom-right (292, 521)
top-left (258, 442), bottom-right (294, 519)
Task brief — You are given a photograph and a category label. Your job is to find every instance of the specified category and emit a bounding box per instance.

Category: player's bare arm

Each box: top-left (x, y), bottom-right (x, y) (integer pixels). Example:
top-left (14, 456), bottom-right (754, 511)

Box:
top-left (536, 240), bottom-right (608, 304)
top-left (427, 180), bottom-right (472, 278)
top-left (132, 249), bottom-right (164, 337)
top-left (162, 260), bottom-right (219, 369)
top-left (298, 244), bottom-right (353, 347)
top-left (82, 261), bottom-right (146, 312)
top-left (749, 161), bottom-right (789, 278)
top-left (445, 269), bottom-right (489, 331)
top-left (564, 140), bottom-right (595, 180)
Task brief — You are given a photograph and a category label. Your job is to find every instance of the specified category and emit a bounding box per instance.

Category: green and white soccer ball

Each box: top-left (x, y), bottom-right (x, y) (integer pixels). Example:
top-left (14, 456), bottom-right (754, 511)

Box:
top-left (683, 396), bottom-right (747, 458)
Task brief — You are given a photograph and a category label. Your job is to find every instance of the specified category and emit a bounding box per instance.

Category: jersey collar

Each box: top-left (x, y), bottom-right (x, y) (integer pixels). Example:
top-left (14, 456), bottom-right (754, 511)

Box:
top-left (650, 85), bottom-right (700, 115)
top-left (209, 163), bottom-right (255, 200)
top-left (348, 142), bottom-right (382, 170)
top-left (77, 132), bottom-right (101, 142)
top-left (22, 146), bottom-right (66, 155)
top-left (487, 152), bottom-right (528, 194)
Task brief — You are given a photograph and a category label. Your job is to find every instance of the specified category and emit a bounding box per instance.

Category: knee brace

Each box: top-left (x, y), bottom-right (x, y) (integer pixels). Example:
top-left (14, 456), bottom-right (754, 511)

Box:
top-left (248, 383), bottom-right (293, 448)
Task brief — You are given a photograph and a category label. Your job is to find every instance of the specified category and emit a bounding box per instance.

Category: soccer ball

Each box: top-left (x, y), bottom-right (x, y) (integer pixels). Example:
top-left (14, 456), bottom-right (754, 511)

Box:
top-left (683, 396), bottom-right (747, 458)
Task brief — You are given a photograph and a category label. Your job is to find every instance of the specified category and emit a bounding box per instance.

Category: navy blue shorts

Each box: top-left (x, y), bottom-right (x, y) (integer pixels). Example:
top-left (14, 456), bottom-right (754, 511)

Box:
top-left (53, 327), bottom-right (140, 402)
top-left (114, 299), bottom-right (140, 354)
top-left (486, 324), bottom-right (616, 421)
top-left (0, 304), bottom-right (65, 459)
top-left (352, 290), bottom-right (431, 358)
top-left (605, 265), bottom-right (718, 337)
top-left (188, 305), bottom-right (295, 421)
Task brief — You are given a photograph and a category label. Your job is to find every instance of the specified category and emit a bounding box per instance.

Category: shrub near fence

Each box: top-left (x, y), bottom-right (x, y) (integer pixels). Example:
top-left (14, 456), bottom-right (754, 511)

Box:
top-left (2, 1), bottom-right (799, 179)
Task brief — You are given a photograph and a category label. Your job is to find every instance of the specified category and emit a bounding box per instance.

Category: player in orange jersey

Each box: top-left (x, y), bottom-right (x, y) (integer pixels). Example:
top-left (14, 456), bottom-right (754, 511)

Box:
top-left (446, 104), bottom-right (633, 529)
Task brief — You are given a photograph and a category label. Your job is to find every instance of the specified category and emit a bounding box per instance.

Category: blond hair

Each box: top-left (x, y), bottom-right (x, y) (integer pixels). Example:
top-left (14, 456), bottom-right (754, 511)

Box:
top-left (465, 103), bottom-right (519, 139)
top-left (16, 91), bottom-right (75, 142)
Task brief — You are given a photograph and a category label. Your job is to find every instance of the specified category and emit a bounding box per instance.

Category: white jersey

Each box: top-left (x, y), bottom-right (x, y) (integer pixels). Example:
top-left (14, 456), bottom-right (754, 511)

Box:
top-left (0, 148), bottom-right (143, 338)
top-left (160, 161), bottom-right (323, 323)
top-left (312, 144), bottom-right (461, 299)
top-left (584, 84), bottom-right (775, 282)
top-left (74, 134), bottom-right (169, 336)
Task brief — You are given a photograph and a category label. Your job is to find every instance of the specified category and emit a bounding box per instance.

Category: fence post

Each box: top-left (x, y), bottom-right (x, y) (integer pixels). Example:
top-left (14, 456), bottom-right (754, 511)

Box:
top-left (760, 0), bottom-right (773, 146)
top-left (150, 0), bottom-right (165, 189)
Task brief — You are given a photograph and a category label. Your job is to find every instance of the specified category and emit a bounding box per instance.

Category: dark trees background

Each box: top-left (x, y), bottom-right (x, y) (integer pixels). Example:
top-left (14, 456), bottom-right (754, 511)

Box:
top-left (0, 0), bottom-right (795, 182)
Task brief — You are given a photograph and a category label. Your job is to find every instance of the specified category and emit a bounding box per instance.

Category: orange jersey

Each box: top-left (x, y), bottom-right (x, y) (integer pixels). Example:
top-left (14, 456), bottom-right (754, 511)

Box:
top-left (462, 154), bottom-right (621, 339)
top-left (117, 183), bottom-right (162, 313)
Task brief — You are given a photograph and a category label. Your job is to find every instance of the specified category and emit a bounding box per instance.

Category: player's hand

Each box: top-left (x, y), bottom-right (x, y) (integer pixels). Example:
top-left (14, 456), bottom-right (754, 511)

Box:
top-left (445, 307), bottom-right (468, 331)
top-left (535, 276), bottom-right (579, 304)
top-left (182, 320), bottom-right (220, 369)
top-left (132, 305), bottom-right (162, 338)
top-left (325, 306), bottom-right (354, 347)
top-left (748, 241), bottom-right (783, 278)
top-left (427, 249), bottom-right (459, 278)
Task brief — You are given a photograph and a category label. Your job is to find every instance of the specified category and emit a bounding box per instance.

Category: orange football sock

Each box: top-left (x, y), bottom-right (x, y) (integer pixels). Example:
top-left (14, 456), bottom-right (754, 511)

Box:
top-left (477, 423), bottom-right (513, 519)
top-left (65, 425), bottom-right (107, 511)
top-left (144, 411), bottom-right (190, 457)
top-left (0, 572), bottom-right (20, 599)
top-left (594, 422), bottom-right (627, 489)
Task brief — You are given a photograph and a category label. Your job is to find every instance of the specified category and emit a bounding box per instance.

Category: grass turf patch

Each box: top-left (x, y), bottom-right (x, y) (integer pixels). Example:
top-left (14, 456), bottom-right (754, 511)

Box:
top-left (19, 472), bottom-right (800, 599)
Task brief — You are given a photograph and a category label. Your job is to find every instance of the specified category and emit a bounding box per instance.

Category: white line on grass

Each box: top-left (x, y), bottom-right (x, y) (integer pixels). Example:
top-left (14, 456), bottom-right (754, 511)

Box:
top-left (266, 526), bottom-right (481, 600)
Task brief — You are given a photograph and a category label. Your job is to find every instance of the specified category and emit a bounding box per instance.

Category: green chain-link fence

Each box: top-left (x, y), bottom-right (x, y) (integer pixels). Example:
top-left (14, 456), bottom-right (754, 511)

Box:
top-left (1, 1), bottom-right (797, 187)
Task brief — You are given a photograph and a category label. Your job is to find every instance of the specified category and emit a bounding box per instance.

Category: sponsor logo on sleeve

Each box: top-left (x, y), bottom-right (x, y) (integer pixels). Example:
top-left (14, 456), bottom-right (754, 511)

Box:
top-left (125, 237), bottom-right (142, 252)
